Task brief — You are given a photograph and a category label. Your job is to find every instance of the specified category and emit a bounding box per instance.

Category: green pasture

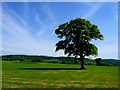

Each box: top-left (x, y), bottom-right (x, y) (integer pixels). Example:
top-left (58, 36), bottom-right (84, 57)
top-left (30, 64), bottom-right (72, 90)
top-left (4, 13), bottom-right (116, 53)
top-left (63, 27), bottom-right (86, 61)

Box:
top-left (2, 61), bottom-right (118, 88)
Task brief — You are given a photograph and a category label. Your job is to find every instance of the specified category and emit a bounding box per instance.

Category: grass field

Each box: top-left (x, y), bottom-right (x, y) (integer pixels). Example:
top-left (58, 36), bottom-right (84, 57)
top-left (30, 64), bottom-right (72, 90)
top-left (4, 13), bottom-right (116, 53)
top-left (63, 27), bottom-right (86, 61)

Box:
top-left (2, 61), bottom-right (118, 88)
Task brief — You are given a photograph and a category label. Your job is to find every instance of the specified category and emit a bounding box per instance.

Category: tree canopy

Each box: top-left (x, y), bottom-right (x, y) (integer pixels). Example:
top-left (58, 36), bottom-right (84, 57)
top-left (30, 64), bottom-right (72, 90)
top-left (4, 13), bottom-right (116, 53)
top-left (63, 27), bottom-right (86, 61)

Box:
top-left (94, 58), bottom-right (103, 66)
top-left (55, 18), bottom-right (103, 69)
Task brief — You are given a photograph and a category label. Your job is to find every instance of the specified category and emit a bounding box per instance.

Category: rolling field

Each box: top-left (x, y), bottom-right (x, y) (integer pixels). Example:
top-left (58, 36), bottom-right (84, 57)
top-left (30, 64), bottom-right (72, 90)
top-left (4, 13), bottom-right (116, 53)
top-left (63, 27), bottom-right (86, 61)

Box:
top-left (2, 61), bottom-right (118, 88)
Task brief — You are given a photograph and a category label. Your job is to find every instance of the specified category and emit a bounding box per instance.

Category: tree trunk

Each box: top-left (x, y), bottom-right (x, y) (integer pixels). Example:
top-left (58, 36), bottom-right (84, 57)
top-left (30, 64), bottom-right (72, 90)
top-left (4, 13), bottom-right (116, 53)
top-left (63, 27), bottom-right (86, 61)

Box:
top-left (79, 56), bottom-right (86, 70)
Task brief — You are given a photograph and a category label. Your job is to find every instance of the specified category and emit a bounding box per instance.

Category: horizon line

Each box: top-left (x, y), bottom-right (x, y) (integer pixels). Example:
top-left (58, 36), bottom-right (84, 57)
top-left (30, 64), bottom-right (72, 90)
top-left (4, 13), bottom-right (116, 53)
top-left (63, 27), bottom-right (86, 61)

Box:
top-left (1, 54), bottom-right (119, 60)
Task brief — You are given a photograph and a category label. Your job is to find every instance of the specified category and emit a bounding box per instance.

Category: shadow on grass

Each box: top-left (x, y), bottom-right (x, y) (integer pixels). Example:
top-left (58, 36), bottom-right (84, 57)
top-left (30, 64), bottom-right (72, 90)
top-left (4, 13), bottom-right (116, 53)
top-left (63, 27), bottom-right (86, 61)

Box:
top-left (18, 68), bottom-right (81, 70)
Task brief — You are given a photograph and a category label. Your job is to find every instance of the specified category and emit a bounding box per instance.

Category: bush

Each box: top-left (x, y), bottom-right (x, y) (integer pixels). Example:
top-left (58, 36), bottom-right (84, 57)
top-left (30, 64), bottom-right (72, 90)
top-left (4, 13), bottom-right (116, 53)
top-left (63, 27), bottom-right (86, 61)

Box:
top-left (61, 60), bottom-right (67, 64)
top-left (46, 60), bottom-right (58, 63)
top-left (20, 59), bottom-right (25, 61)
top-left (99, 62), bottom-right (105, 66)
top-left (85, 62), bottom-right (92, 65)
top-left (74, 60), bottom-right (79, 64)
top-left (94, 58), bottom-right (103, 66)
top-left (95, 61), bottom-right (111, 66)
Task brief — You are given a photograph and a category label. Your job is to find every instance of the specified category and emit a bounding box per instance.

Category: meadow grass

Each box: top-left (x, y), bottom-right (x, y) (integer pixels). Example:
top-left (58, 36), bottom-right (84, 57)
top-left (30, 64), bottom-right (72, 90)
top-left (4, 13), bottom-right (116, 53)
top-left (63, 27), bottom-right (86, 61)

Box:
top-left (2, 61), bottom-right (118, 88)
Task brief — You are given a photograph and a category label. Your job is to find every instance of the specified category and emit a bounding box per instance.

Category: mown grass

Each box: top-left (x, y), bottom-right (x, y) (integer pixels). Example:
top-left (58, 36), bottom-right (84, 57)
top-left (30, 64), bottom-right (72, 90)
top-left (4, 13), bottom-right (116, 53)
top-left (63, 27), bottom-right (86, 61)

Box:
top-left (2, 61), bottom-right (118, 88)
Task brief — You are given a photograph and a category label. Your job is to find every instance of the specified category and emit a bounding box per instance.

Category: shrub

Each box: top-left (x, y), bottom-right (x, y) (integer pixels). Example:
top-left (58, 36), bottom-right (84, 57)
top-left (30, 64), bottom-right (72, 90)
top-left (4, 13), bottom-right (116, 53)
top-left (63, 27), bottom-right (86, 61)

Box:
top-left (61, 60), bottom-right (67, 64)
top-left (94, 58), bottom-right (103, 66)
top-left (74, 60), bottom-right (79, 64)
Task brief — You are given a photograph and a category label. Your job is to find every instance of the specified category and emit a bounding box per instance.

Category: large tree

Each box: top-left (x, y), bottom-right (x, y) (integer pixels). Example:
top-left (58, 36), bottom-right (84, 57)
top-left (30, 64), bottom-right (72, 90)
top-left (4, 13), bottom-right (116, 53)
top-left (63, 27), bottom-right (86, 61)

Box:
top-left (55, 18), bottom-right (103, 70)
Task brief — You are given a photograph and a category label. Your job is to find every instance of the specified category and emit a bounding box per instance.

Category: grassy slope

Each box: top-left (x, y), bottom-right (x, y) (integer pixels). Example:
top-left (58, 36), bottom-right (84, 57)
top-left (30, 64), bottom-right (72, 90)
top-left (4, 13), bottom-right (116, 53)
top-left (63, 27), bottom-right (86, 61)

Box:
top-left (2, 61), bottom-right (118, 88)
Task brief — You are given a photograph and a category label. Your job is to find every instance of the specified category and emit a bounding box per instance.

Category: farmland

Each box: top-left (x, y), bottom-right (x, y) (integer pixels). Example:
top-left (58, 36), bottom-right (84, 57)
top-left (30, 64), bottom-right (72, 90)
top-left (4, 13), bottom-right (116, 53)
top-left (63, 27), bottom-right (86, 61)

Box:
top-left (2, 61), bottom-right (118, 88)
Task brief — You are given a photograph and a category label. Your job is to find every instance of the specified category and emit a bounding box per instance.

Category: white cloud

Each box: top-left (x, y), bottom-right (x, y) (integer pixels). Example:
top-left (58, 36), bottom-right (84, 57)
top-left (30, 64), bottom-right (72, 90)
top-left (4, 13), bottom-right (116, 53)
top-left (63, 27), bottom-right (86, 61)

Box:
top-left (1, 3), bottom-right (118, 59)
top-left (86, 43), bottom-right (118, 60)
top-left (23, 2), bottom-right (30, 22)
top-left (97, 44), bottom-right (118, 59)
top-left (82, 3), bottom-right (103, 19)
top-left (2, 4), bottom-right (64, 57)
top-left (34, 11), bottom-right (42, 25)
top-left (41, 4), bottom-right (56, 23)
top-left (35, 5), bottom-right (58, 37)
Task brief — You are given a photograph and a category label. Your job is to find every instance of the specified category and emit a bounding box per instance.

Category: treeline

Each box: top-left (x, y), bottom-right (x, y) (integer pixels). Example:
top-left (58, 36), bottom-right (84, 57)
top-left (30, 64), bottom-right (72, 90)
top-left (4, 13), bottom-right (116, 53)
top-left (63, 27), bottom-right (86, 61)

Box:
top-left (1, 55), bottom-right (120, 66)
top-left (1, 55), bottom-right (94, 65)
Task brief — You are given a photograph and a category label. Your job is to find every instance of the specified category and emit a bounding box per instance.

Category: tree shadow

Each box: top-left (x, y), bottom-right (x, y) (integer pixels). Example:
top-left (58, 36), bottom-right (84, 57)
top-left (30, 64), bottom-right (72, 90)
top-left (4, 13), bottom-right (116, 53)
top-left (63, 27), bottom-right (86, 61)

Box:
top-left (18, 67), bottom-right (81, 70)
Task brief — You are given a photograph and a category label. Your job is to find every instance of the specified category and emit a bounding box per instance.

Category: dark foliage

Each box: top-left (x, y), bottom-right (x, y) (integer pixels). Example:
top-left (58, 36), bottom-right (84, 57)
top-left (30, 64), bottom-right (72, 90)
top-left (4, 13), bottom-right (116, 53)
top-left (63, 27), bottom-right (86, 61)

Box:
top-left (1, 55), bottom-right (120, 66)
top-left (94, 58), bottom-right (103, 66)
top-left (55, 18), bottom-right (104, 69)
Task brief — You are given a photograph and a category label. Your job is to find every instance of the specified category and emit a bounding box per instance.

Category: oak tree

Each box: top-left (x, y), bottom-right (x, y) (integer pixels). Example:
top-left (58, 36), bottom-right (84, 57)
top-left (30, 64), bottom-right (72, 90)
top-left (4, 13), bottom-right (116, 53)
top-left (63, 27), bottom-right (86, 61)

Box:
top-left (55, 18), bottom-right (103, 69)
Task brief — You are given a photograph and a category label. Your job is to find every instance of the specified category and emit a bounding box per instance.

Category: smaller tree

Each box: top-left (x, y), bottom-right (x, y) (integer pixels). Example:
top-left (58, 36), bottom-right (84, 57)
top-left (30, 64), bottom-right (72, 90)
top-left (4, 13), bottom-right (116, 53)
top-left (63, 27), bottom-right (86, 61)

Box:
top-left (94, 58), bottom-right (103, 66)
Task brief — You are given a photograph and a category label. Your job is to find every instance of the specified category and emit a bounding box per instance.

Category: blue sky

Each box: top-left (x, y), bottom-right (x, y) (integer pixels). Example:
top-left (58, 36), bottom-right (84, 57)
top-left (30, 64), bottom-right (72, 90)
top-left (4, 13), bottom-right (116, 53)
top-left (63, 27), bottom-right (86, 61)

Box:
top-left (1, 2), bottom-right (118, 59)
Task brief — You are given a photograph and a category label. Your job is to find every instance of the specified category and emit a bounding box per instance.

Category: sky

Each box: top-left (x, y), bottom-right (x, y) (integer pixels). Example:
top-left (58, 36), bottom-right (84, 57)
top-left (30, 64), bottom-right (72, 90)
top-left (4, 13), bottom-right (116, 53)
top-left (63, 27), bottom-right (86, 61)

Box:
top-left (1, 2), bottom-right (118, 59)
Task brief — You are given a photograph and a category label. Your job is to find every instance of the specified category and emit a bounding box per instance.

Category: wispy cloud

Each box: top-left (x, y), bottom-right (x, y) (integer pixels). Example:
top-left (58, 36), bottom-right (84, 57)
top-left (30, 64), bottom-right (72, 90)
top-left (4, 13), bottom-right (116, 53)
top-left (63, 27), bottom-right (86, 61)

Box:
top-left (83, 3), bottom-right (103, 19)
top-left (33, 10), bottom-right (47, 35)
top-left (82, 3), bottom-right (118, 59)
top-left (34, 11), bottom-right (42, 25)
top-left (41, 4), bottom-right (56, 23)
top-left (98, 44), bottom-right (118, 59)
top-left (23, 2), bottom-right (30, 22)
top-left (35, 5), bottom-right (58, 37)
top-left (2, 3), bottom-right (63, 56)
top-left (2, 2), bottom-right (118, 59)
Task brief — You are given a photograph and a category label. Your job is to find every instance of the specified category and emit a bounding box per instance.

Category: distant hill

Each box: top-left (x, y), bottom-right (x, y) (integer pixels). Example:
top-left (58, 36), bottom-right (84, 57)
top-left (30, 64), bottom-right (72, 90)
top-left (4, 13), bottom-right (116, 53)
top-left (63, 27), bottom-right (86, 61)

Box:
top-left (103, 59), bottom-right (120, 66)
top-left (1, 55), bottom-right (120, 66)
